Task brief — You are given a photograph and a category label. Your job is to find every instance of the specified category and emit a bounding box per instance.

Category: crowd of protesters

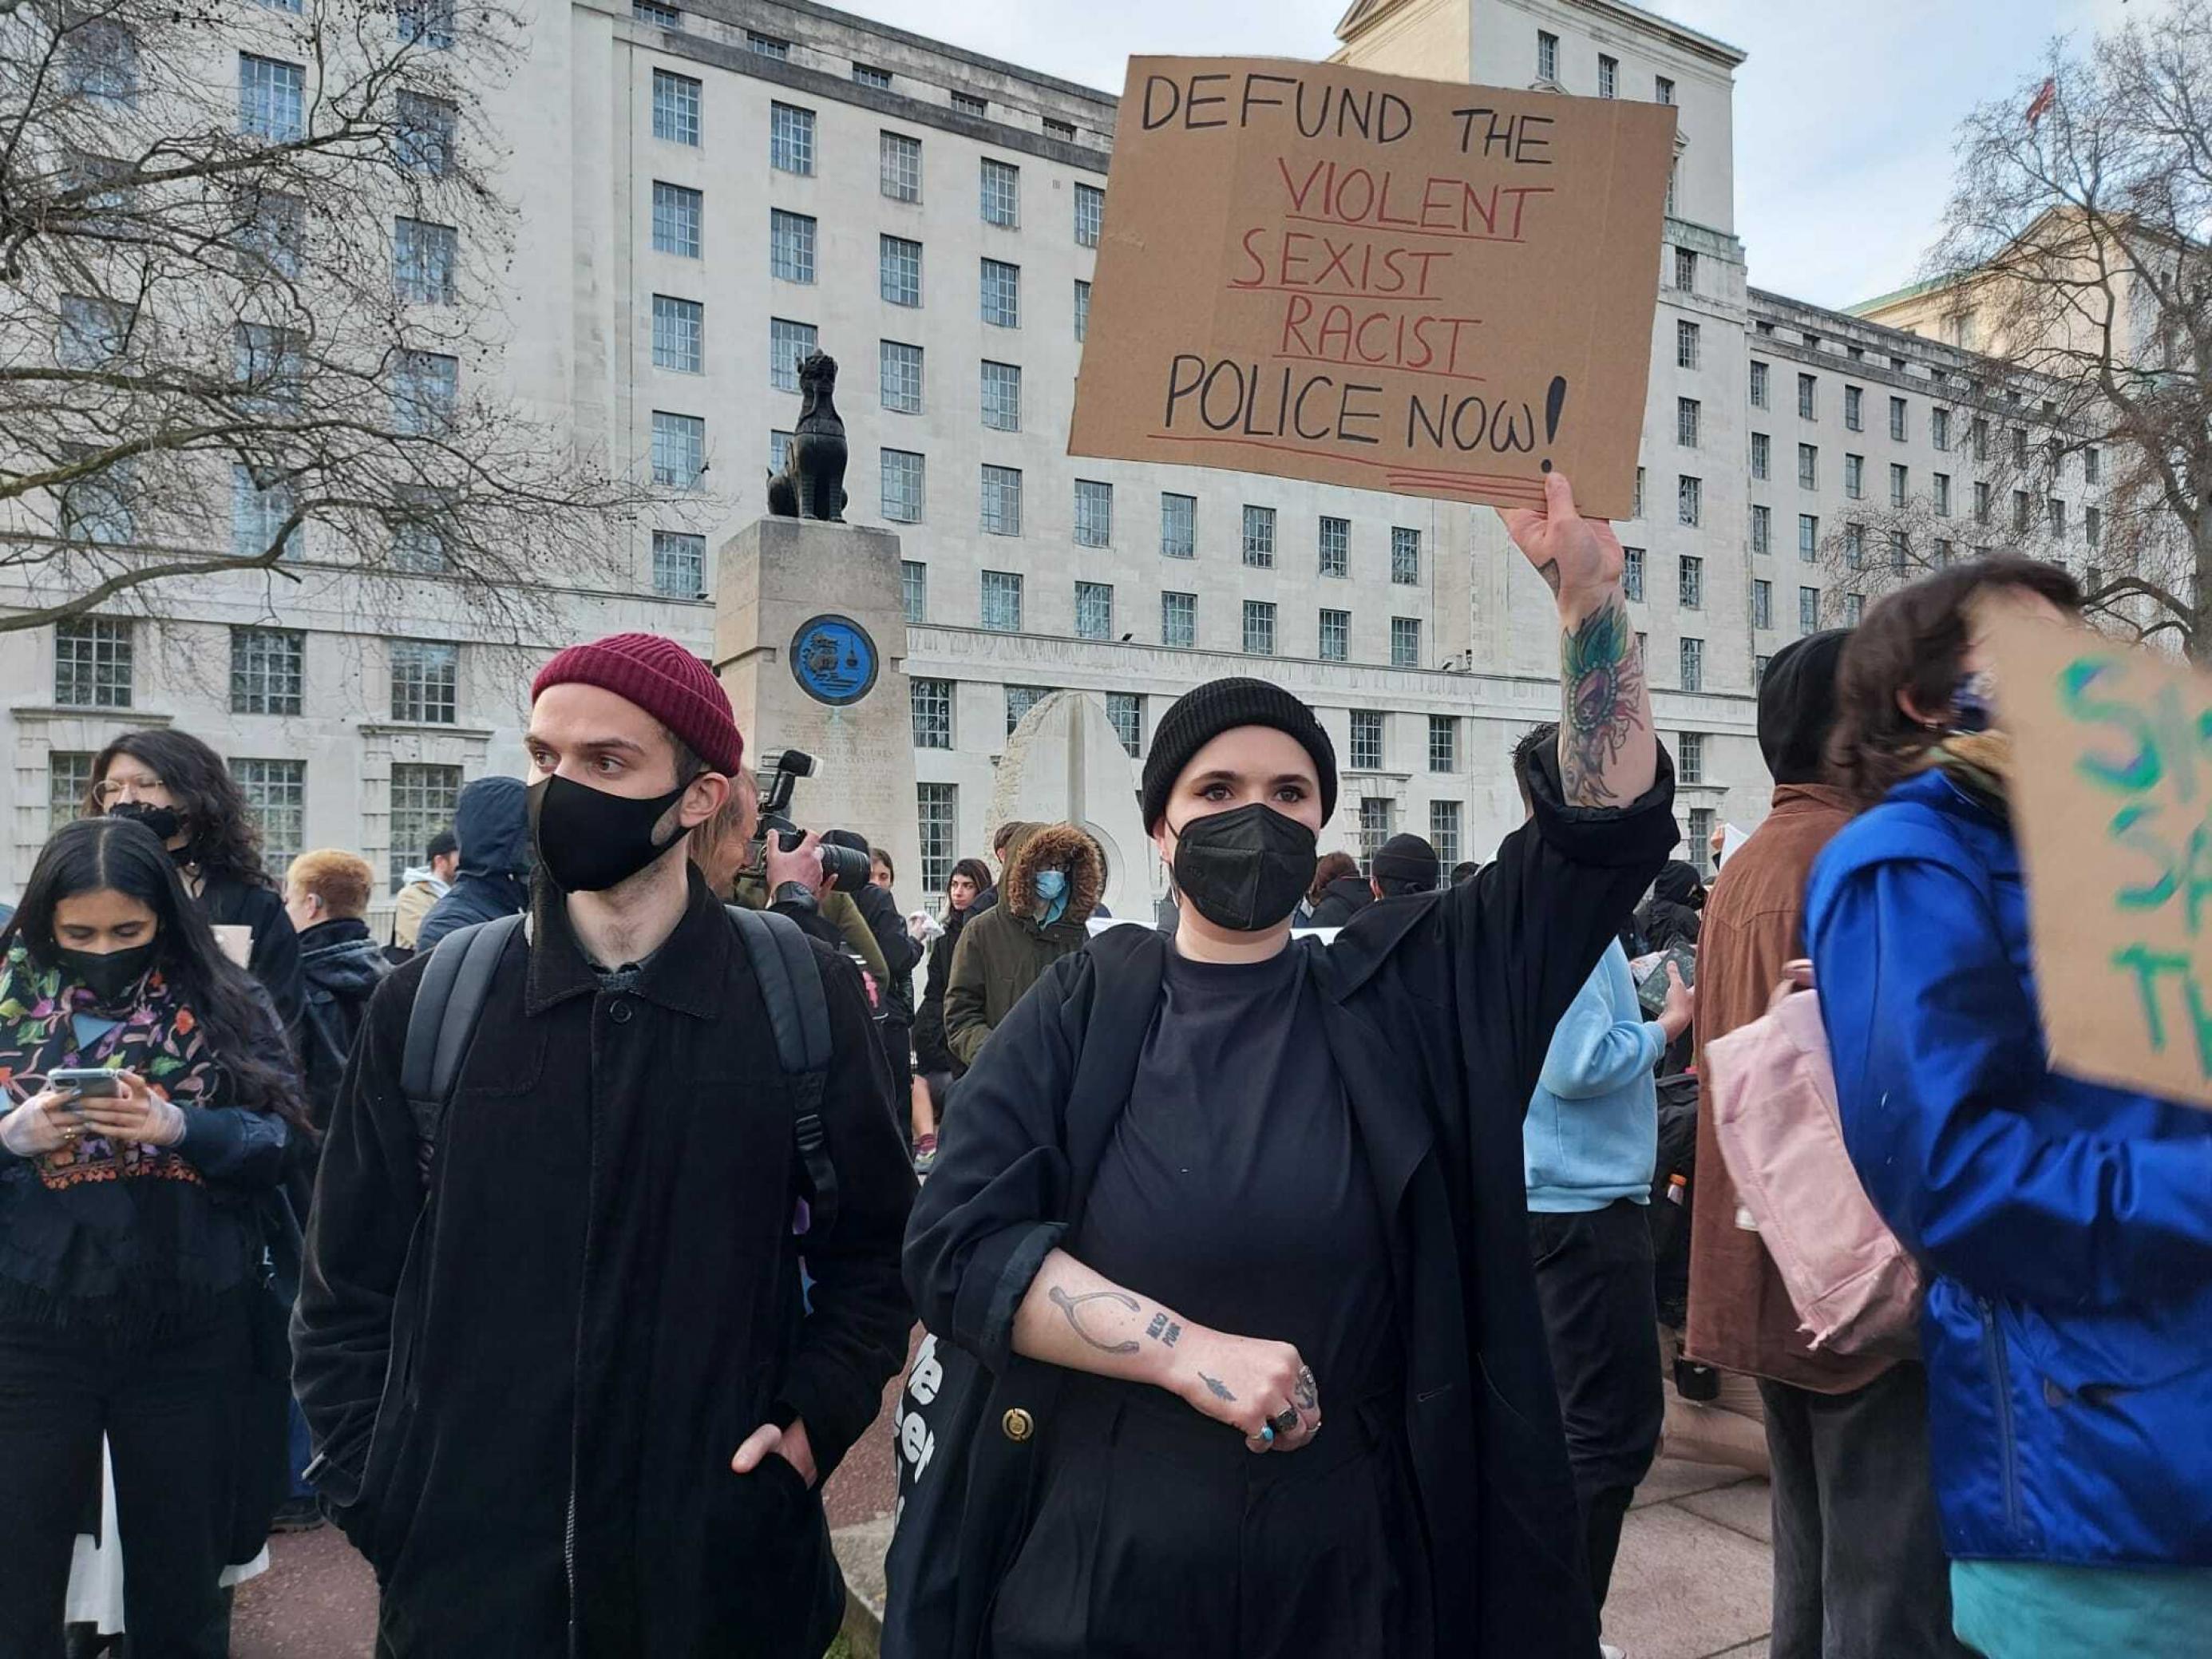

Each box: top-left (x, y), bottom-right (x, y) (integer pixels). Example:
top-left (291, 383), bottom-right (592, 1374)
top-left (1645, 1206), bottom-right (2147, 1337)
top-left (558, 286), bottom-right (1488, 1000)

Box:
top-left (1, 474), bottom-right (2207, 1659)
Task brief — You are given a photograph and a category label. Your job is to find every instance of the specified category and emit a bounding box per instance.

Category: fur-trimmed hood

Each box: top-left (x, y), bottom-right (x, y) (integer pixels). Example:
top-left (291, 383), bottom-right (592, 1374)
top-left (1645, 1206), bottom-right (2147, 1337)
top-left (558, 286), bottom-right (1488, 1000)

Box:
top-left (1003, 822), bottom-right (1104, 928)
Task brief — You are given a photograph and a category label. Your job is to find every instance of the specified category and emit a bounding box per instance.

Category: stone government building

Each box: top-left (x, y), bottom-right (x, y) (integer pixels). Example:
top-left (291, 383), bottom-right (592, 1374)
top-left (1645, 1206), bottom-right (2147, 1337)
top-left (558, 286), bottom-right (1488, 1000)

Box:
top-left (1, 0), bottom-right (2105, 915)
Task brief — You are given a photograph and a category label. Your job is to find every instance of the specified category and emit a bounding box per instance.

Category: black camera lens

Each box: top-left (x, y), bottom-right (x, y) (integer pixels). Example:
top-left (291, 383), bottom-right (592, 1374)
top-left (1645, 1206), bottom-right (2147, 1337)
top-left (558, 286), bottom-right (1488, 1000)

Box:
top-left (817, 842), bottom-right (873, 893)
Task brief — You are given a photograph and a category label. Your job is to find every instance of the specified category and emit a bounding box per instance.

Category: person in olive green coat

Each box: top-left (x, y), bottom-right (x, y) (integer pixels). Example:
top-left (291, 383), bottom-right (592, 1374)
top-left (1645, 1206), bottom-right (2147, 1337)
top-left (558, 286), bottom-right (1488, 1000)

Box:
top-left (943, 823), bottom-right (1103, 1069)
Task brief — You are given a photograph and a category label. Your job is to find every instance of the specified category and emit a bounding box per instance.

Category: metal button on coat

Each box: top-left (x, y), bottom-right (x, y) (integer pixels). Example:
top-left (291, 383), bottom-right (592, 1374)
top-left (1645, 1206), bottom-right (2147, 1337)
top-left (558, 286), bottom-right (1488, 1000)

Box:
top-left (1001, 1408), bottom-right (1034, 1443)
top-left (609, 1000), bottom-right (633, 1025)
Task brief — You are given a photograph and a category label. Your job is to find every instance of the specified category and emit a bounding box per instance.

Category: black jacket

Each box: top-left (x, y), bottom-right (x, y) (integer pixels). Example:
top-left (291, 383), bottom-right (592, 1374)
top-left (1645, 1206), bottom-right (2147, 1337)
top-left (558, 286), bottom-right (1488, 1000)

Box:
top-left (294, 869), bottom-right (917, 1658)
top-left (200, 871), bottom-right (304, 1043)
top-left (1306, 873), bottom-right (1375, 928)
top-left (850, 881), bottom-right (921, 1023)
top-left (903, 749), bottom-right (1677, 1658)
top-left (296, 918), bottom-right (389, 1133)
top-left (912, 905), bottom-right (973, 1078)
top-left (417, 777), bottom-right (531, 951)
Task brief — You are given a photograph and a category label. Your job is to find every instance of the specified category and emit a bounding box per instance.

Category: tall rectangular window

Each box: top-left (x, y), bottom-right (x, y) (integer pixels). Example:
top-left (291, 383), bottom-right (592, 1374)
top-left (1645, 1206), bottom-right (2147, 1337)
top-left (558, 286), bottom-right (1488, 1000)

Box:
top-left (1350, 711), bottom-right (1384, 771)
top-left (1933, 473), bottom-right (1951, 516)
top-left (392, 350), bottom-right (456, 435)
top-left (1753, 579), bottom-right (1773, 630)
top-left (1844, 385), bottom-right (1863, 431)
top-left (1074, 183), bottom-right (1104, 247)
top-left (2085, 446), bottom-right (2101, 483)
top-left (1679, 555), bottom-right (1704, 610)
top-left (396, 92), bottom-right (455, 175)
top-left (1972, 418), bottom-right (1989, 462)
top-left (1428, 715), bottom-right (1458, 774)
top-left (390, 639), bottom-right (457, 723)
top-left (880, 341), bottom-right (923, 414)
top-left (1242, 505), bottom-right (1276, 568)
top-left (230, 626), bottom-right (304, 714)
top-left (1844, 453), bottom-right (1864, 498)
top-left (239, 53), bottom-right (304, 141)
top-left (1161, 591), bottom-right (1195, 649)
top-left (1890, 463), bottom-right (1909, 508)
top-left (1889, 396), bottom-right (1909, 441)
top-left (1933, 408), bottom-right (1952, 451)
top-left (1107, 694), bottom-right (1143, 759)
top-left (1391, 526), bottom-right (1420, 584)
top-left (1634, 468), bottom-right (1645, 519)
top-left (1675, 247), bottom-right (1697, 293)
top-left (1358, 798), bottom-right (1395, 862)
top-left (641, 525), bottom-right (706, 598)
top-left (1390, 616), bottom-right (1421, 669)
top-left (770, 318), bottom-right (817, 391)
top-left (1846, 593), bottom-right (1866, 625)
top-left (398, 0), bottom-right (453, 49)
top-left (771, 211), bottom-right (817, 283)
top-left (1319, 517), bottom-right (1349, 577)
top-left (49, 753), bottom-right (93, 834)
top-left (1677, 397), bottom-right (1700, 448)
top-left (1074, 279), bottom-right (1090, 342)
top-left (55, 618), bottom-right (133, 707)
top-left (1429, 802), bottom-right (1462, 872)
top-left (1319, 608), bottom-right (1349, 662)
top-left (1074, 480), bottom-right (1113, 548)
top-left (1678, 732), bottom-right (1705, 786)
top-left (2013, 489), bottom-right (2032, 533)
top-left (1798, 513), bottom-right (1819, 560)
top-left (980, 465), bottom-right (1022, 536)
top-left (1751, 432), bottom-right (1770, 480)
top-left (229, 760), bottom-right (303, 870)
top-left (651, 181), bottom-right (700, 257)
top-left (2048, 497), bottom-right (2067, 537)
top-left (393, 217), bottom-right (457, 304)
top-left (979, 158), bottom-right (1020, 227)
top-left (1750, 360), bottom-right (1769, 409)
top-left (911, 678), bottom-right (953, 749)
top-left (770, 103), bottom-right (814, 175)
top-left (1676, 319), bottom-right (1700, 370)
top-left (901, 560), bottom-right (927, 624)
top-left (1679, 637), bottom-right (1704, 693)
top-left (879, 235), bottom-right (921, 306)
top-left (651, 295), bottom-right (702, 373)
top-left (1844, 522), bottom-right (1865, 567)
top-left (980, 360), bottom-right (1022, 431)
top-left (2086, 505), bottom-right (2102, 548)
top-left (917, 783), bottom-right (957, 896)
top-left (388, 764), bottom-right (461, 891)
top-left (65, 18), bottom-right (139, 105)
top-left (1161, 493), bottom-right (1196, 558)
top-left (652, 69), bottom-right (700, 145)
top-left (1677, 475), bottom-right (1701, 527)
top-left (1799, 586), bottom-right (1820, 633)
top-left (1751, 504), bottom-right (1771, 555)
top-left (1890, 529), bottom-right (1912, 570)
top-left (232, 465), bottom-right (300, 560)
top-left (650, 410), bottom-right (704, 488)
top-left (980, 259), bottom-right (1019, 327)
top-left (1798, 373), bottom-right (1817, 419)
top-left (1598, 53), bottom-right (1618, 97)
top-left (1798, 444), bottom-right (1818, 490)
top-left (1656, 75), bottom-right (1675, 104)
top-left (1242, 600), bottom-right (1276, 656)
top-left (979, 569), bottom-right (1023, 631)
top-left (881, 449), bottom-right (924, 522)
top-left (1074, 580), bottom-right (1114, 639)
top-left (880, 131), bottom-right (921, 201)
top-left (1623, 547), bottom-right (1644, 601)
top-left (1537, 30), bottom-right (1558, 81)
top-left (1975, 481), bottom-right (1992, 525)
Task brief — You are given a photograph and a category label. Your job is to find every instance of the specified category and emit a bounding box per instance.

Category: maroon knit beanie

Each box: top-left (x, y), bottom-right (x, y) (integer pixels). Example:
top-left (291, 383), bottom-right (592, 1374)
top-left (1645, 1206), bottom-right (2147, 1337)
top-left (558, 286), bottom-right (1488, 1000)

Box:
top-left (531, 633), bottom-right (745, 775)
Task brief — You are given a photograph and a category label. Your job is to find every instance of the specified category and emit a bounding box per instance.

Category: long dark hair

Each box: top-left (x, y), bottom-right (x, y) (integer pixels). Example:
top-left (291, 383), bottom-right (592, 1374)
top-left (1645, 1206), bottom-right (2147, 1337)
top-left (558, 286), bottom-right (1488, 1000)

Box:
top-left (1, 818), bottom-right (307, 1129)
top-left (948, 857), bottom-right (991, 905)
top-left (88, 729), bottom-right (271, 889)
top-left (1830, 556), bottom-right (2083, 806)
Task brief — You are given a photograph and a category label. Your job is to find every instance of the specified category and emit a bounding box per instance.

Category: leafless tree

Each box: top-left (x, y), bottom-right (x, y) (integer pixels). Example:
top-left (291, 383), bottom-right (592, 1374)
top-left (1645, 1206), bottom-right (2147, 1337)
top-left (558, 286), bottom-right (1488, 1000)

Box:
top-left (0, 0), bottom-right (675, 638)
top-left (1925, 0), bottom-right (2211, 653)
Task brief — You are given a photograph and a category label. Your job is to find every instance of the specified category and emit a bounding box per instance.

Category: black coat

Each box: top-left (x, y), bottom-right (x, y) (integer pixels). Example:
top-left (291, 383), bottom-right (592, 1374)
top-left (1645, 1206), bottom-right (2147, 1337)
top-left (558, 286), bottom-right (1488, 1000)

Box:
top-left (294, 869), bottom-right (917, 1658)
top-left (296, 918), bottom-right (390, 1133)
top-left (902, 750), bottom-right (1677, 1658)
top-left (1306, 873), bottom-right (1375, 928)
top-left (417, 777), bottom-right (532, 951)
top-left (912, 905), bottom-right (973, 1078)
top-left (850, 880), bottom-right (921, 1023)
top-left (200, 872), bottom-right (304, 1043)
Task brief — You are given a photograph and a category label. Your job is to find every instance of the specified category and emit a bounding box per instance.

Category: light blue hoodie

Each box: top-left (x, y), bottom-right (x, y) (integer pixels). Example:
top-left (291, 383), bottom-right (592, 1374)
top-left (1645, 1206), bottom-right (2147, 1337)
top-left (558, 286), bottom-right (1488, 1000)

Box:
top-left (1524, 940), bottom-right (1663, 1212)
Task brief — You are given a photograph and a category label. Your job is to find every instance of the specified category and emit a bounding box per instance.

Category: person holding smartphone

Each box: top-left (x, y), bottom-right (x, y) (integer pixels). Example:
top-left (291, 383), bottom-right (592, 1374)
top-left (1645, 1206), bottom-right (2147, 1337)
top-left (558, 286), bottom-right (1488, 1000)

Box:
top-left (0, 816), bottom-right (303, 1658)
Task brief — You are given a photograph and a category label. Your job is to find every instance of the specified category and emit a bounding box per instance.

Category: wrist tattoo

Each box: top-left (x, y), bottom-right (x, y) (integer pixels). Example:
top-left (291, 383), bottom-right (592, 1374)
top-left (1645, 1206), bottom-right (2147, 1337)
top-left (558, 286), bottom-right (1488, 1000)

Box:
top-left (1144, 1313), bottom-right (1182, 1348)
top-left (1048, 1285), bottom-right (1141, 1356)
top-left (1199, 1373), bottom-right (1237, 1402)
top-left (1560, 594), bottom-right (1646, 807)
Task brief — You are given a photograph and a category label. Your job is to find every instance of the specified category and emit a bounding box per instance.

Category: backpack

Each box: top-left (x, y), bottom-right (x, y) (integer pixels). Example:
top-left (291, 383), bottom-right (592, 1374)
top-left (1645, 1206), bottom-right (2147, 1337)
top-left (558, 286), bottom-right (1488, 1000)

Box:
top-left (398, 906), bottom-right (839, 1231)
top-left (1702, 963), bottom-right (1921, 1356)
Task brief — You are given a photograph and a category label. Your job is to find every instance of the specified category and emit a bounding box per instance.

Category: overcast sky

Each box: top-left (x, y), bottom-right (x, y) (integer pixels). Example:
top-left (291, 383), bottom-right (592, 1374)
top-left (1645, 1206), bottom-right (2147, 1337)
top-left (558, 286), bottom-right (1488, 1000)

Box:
top-left (827, 0), bottom-right (2154, 311)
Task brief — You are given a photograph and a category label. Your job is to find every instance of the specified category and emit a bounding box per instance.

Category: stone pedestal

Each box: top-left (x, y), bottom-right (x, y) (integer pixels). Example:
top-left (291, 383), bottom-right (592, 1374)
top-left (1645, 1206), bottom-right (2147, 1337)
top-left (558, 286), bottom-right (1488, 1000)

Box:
top-left (988, 690), bottom-right (1158, 922)
top-left (714, 519), bottom-right (918, 901)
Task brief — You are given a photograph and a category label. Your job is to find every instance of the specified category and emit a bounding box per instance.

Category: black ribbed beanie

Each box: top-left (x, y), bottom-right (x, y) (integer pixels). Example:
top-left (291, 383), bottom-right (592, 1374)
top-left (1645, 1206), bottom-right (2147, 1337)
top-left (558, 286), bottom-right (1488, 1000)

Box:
top-left (1141, 677), bottom-right (1338, 830)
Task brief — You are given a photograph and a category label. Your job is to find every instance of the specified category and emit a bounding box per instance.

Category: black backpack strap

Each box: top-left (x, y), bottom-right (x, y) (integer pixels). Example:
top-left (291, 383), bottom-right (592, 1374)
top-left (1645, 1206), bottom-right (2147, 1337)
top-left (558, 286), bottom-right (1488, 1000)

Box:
top-left (400, 913), bottom-right (524, 1186)
top-left (726, 905), bottom-right (838, 1232)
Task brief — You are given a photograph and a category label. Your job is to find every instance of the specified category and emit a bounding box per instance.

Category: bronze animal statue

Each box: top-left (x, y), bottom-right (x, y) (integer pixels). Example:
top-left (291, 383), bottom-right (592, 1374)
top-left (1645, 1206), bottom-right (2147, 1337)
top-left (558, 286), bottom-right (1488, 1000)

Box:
top-left (766, 350), bottom-right (849, 522)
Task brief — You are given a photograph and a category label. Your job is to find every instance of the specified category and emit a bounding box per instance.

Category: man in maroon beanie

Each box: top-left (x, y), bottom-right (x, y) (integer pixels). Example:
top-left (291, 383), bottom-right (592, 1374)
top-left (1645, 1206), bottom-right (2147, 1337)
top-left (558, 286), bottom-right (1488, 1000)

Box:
top-left (295, 632), bottom-right (916, 1658)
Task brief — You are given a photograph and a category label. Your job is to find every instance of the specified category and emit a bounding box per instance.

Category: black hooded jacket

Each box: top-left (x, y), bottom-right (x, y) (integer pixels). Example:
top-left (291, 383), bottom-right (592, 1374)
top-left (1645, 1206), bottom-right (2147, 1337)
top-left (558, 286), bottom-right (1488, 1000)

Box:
top-left (417, 777), bottom-right (532, 951)
top-left (297, 917), bottom-right (389, 1132)
top-left (1307, 873), bottom-right (1375, 928)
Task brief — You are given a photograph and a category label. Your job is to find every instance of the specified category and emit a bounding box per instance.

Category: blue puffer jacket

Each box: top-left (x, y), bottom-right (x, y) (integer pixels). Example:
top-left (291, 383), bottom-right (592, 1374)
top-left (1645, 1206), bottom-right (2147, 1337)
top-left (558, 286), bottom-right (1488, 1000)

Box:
top-left (1806, 769), bottom-right (2212, 1568)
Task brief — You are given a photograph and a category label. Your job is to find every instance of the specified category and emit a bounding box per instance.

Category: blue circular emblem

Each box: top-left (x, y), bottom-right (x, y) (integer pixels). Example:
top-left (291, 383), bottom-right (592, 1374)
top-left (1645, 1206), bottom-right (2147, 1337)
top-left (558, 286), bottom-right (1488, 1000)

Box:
top-left (789, 614), bottom-right (880, 707)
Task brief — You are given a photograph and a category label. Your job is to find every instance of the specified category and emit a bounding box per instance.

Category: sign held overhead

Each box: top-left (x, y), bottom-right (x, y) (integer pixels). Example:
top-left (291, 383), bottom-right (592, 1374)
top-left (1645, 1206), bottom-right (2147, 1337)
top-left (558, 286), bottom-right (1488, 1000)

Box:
top-left (1069, 57), bottom-right (1677, 517)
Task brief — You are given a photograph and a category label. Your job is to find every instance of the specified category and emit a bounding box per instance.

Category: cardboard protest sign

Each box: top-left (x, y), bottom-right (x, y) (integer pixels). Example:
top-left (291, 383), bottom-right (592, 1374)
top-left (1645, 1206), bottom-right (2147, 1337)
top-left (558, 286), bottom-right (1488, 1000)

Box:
top-left (1068, 57), bottom-right (1676, 518)
top-left (1986, 604), bottom-right (2212, 1108)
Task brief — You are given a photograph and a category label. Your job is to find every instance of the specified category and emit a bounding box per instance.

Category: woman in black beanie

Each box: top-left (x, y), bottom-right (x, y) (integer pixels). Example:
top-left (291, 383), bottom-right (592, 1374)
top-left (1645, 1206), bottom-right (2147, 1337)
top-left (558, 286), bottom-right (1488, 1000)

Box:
top-left (896, 474), bottom-right (1680, 1659)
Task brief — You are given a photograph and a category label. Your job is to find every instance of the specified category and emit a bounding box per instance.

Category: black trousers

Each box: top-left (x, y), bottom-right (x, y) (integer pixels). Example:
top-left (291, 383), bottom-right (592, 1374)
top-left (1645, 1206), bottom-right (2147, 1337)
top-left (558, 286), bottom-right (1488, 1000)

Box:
top-left (1529, 1200), bottom-right (1664, 1619)
top-left (1759, 1365), bottom-right (1971, 1659)
top-left (0, 1301), bottom-right (252, 1659)
top-left (987, 1377), bottom-right (1431, 1658)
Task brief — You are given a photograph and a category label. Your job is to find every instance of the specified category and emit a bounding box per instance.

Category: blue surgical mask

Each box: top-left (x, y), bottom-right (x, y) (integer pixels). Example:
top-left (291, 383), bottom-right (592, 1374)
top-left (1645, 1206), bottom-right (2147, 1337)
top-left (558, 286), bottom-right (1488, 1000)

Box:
top-left (1034, 867), bottom-right (1070, 925)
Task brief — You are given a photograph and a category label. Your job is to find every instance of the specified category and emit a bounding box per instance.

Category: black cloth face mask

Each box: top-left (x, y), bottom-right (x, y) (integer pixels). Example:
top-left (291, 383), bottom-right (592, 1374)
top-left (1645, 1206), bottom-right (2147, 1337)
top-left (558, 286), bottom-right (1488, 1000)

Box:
top-left (55, 940), bottom-right (158, 1005)
top-left (1169, 802), bottom-right (1318, 932)
top-left (529, 774), bottom-right (691, 894)
top-left (106, 801), bottom-right (184, 844)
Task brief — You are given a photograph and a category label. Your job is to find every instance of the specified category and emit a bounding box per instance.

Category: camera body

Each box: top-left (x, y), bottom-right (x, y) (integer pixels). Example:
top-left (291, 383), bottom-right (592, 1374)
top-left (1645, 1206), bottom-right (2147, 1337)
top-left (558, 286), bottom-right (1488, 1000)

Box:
top-left (753, 750), bottom-right (871, 893)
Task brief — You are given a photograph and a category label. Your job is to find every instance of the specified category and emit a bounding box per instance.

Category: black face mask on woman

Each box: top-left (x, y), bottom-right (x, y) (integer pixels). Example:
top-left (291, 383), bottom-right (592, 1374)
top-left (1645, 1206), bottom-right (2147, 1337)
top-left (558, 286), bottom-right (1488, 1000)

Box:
top-left (106, 800), bottom-right (184, 844)
top-left (55, 940), bottom-right (159, 1004)
top-left (1169, 802), bottom-right (1318, 932)
top-left (529, 774), bottom-right (691, 894)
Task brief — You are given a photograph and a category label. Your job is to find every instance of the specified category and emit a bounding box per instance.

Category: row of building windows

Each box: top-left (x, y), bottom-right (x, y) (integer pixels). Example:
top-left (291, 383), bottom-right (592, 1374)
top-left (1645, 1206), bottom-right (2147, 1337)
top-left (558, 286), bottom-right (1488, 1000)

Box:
top-left (49, 618), bottom-right (461, 726)
top-left (1536, 30), bottom-right (1673, 107)
top-left (1747, 358), bottom-right (2104, 479)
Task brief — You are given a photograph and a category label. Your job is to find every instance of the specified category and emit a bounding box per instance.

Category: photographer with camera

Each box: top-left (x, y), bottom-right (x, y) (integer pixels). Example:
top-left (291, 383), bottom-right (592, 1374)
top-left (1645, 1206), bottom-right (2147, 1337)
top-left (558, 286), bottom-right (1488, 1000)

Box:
top-left (295, 634), bottom-right (915, 1659)
top-left (722, 755), bottom-right (890, 985)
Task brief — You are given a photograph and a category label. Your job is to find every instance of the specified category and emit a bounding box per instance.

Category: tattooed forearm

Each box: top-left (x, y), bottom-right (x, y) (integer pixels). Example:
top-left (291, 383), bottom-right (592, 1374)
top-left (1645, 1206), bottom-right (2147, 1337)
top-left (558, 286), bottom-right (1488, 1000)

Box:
top-left (1559, 591), bottom-right (1649, 807)
top-left (1048, 1285), bottom-right (1142, 1355)
top-left (1200, 1373), bottom-right (1237, 1402)
top-left (1145, 1313), bottom-right (1183, 1348)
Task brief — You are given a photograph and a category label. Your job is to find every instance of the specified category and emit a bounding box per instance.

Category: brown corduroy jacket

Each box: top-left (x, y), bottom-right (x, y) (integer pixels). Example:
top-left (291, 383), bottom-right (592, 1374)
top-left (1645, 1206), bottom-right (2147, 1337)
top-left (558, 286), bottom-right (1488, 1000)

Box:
top-left (1684, 785), bottom-right (1897, 1393)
